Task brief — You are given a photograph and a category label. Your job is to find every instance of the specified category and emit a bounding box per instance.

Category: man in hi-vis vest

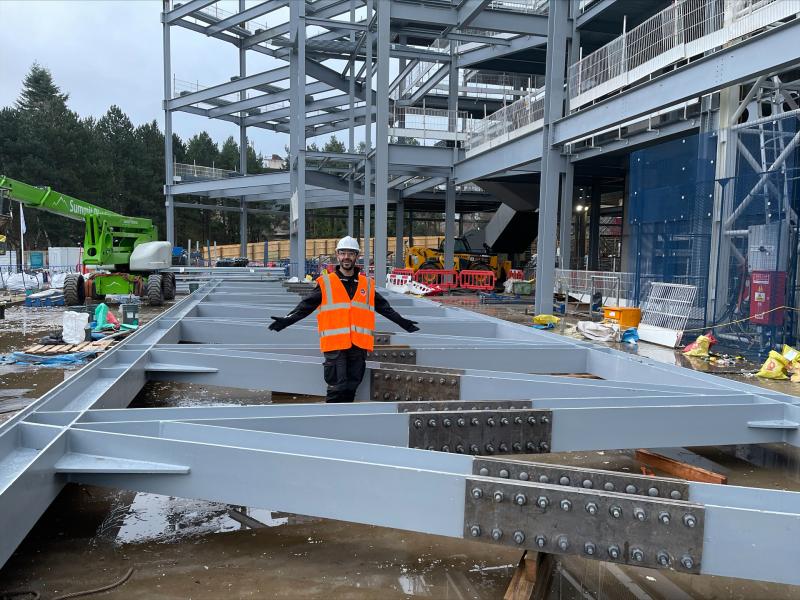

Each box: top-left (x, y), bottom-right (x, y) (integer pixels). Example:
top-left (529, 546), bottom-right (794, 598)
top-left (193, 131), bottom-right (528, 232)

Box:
top-left (268, 236), bottom-right (420, 403)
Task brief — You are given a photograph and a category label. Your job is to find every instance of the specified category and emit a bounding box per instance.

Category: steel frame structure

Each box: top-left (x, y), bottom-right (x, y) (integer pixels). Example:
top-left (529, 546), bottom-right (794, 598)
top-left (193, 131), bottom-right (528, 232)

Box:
top-left (1, 277), bottom-right (800, 587)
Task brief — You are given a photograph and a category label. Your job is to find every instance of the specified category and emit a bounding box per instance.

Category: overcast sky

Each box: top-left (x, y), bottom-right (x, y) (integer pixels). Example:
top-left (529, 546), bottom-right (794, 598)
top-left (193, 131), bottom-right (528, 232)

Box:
top-left (0, 0), bottom-right (289, 159)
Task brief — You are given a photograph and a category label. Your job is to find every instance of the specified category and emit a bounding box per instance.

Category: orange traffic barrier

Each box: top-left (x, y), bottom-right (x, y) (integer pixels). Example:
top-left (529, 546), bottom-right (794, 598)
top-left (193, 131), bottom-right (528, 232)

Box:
top-left (509, 269), bottom-right (524, 280)
top-left (413, 269), bottom-right (458, 290)
top-left (459, 270), bottom-right (496, 291)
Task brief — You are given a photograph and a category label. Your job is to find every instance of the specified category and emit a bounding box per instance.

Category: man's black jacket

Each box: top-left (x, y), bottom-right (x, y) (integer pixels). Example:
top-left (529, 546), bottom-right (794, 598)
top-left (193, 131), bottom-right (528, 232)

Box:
top-left (280, 267), bottom-right (416, 331)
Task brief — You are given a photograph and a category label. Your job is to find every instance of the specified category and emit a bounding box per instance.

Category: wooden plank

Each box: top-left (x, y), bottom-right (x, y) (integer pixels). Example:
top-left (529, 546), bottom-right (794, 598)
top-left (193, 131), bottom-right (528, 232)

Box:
top-left (636, 448), bottom-right (728, 484)
top-left (504, 551), bottom-right (555, 600)
top-left (73, 342), bottom-right (88, 351)
top-left (26, 345), bottom-right (44, 353)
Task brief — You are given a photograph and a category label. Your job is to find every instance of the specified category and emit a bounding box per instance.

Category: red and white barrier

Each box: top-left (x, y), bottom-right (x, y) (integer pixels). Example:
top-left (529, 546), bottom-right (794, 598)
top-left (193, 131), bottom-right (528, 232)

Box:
top-left (459, 270), bottom-right (496, 291)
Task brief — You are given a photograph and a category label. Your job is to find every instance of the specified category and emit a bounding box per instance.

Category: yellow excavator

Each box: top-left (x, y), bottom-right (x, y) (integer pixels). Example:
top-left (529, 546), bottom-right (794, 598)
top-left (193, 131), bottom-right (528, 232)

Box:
top-left (405, 236), bottom-right (512, 283)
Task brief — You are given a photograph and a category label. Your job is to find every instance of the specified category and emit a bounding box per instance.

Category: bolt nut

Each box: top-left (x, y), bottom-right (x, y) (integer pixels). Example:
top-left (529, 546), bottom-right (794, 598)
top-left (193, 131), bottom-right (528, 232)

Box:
top-left (625, 484), bottom-right (637, 494)
top-left (471, 487), bottom-right (483, 499)
top-left (439, 378), bottom-right (445, 385)
top-left (631, 548), bottom-right (644, 562)
top-left (514, 416), bottom-right (523, 425)
top-left (540, 416), bottom-right (550, 424)
top-left (413, 419), bottom-right (423, 429)
top-left (484, 444), bottom-right (495, 454)
top-left (513, 443), bottom-right (523, 452)
top-left (658, 511), bottom-right (671, 525)
top-left (383, 393), bottom-right (390, 400)
top-left (491, 528), bottom-right (503, 541)
top-left (478, 467), bottom-right (489, 477)
top-left (519, 471), bottom-right (529, 481)
top-left (527, 416), bottom-right (537, 425)
top-left (443, 418), bottom-right (452, 428)
top-left (559, 476), bottom-right (570, 486)
top-left (470, 525), bottom-right (481, 538)
top-left (536, 496), bottom-right (549, 509)
top-left (535, 535), bottom-right (547, 548)
top-left (499, 443), bottom-right (509, 453)
top-left (582, 479), bottom-right (593, 488)
top-left (470, 444), bottom-right (480, 454)
top-left (499, 469), bottom-right (510, 479)
top-left (683, 514), bottom-right (697, 528)
top-left (670, 490), bottom-right (682, 500)
top-left (487, 417), bottom-right (496, 427)
top-left (585, 502), bottom-right (598, 515)
top-left (604, 482), bottom-right (615, 492)
top-left (538, 475), bottom-right (549, 484)
top-left (526, 442), bottom-right (537, 452)
top-left (457, 418), bottom-right (466, 427)
top-left (609, 505), bottom-right (622, 519)
top-left (441, 444), bottom-right (450, 452)
top-left (608, 545), bottom-right (621, 559)
top-left (471, 417), bottom-right (480, 426)
top-left (539, 442), bottom-right (550, 452)
top-left (514, 493), bottom-right (527, 506)
top-left (493, 490), bottom-right (504, 503)
top-left (680, 555), bottom-right (694, 570)
top-left (456, 444), bottom-right (465, 454)
top-left (584, 542), bottom-right (596, 555)
top-left (633, 507), bottom-right (647, 522)
top-left (648, 487), bottom-right (659, 497)
top-left (427, 418), bottom-right (437, 427)
top-left (560, 499), bottom-right (572, 512)
top-left (500, 417), bottom-right (509, 426)
top-left (657, 551), bottom-right (670, 567)
top-left (557, 536), bottom-right (569, 551)
top-left (513, 531), bottom-right (525, 545)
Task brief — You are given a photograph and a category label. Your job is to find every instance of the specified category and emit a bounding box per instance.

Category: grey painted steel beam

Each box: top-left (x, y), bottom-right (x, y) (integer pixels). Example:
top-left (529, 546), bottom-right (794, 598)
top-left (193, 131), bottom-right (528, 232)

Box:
top-left (553, 19), bottom-right (800, 144)
top-left (163, 0), bottom-right (217, 23)
top-left (205, 0), bottom-right (290, 36)
top-left (166, 67), bottom-right (291, 110)
top-left (454, 133), bottom-right (542, 183)
top-left (457, 34), bottom-right (547, 69)
top-left (390, 2), bottom-right (547, 35)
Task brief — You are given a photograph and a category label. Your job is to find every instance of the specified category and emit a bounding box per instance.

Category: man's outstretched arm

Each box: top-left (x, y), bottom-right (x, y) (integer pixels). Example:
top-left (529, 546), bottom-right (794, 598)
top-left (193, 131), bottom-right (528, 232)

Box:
top-left (374, 291), bottom-right (419, 332)
top-left (268, 287), bottom-right (322, 331)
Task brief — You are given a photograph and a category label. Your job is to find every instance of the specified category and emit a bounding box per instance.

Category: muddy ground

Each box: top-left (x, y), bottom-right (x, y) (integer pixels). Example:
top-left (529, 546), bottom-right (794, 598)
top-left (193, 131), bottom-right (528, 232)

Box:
top-left (0, 297), bottom-right (799, 599)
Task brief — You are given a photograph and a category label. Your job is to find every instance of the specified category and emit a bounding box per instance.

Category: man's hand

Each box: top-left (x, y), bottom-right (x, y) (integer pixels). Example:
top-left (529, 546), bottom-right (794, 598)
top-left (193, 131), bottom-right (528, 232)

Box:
top-left (268, 316), bottom-right (290, 332)
top-left (401, 319), bottom-right (420, 333)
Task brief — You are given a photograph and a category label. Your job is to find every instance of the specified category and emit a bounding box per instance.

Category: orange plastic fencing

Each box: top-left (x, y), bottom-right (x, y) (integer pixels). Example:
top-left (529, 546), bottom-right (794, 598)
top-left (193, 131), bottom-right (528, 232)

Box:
top-left (459, 270), bottom-right (496, 291)
top-left (509, 269), bottom-right (524, 280)
top-left (413, 269), bottom-right (459, 290)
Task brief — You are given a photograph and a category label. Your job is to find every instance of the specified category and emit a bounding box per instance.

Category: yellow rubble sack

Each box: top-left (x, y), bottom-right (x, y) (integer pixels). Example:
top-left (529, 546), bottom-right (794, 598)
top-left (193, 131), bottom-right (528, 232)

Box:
top-left (533, 314), bottom-right (561, 326)
top-left (683, 335), bottom-right (711, 357)
top-left (756, 350), bottom-right (789, 380)
top-left (782, 344), bottom-right (800, 362)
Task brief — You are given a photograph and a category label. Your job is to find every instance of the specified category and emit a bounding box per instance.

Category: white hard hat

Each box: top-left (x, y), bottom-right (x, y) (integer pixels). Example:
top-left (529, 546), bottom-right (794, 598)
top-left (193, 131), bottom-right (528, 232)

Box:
top-left (336, 236), bottom-right (360, 253)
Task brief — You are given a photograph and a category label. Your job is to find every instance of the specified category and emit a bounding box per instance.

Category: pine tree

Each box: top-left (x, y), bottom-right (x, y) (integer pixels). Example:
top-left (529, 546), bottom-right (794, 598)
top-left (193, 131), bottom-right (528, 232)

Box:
top-left (15, 63), bottom-right (69, 111)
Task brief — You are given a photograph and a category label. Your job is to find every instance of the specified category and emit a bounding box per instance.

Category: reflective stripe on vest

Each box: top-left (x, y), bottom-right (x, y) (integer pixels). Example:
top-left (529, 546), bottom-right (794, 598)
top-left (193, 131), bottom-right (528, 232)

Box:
top-left (316, 271), bottom-right (375, 351)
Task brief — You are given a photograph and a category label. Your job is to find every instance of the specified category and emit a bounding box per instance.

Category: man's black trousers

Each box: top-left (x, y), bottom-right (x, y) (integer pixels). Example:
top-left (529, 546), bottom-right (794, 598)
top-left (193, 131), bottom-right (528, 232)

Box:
top-left (322, 347), bottom-right (367, 403)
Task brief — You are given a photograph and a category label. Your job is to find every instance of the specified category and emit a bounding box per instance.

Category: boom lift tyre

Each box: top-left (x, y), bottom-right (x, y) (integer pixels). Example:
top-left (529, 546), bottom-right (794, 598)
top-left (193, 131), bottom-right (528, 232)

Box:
top-left (147, 274), bottom-right (164, 306)
top-left (63, 273), bottom-right (85, 306)
top-left (161, 272), bottom-right (176, 301)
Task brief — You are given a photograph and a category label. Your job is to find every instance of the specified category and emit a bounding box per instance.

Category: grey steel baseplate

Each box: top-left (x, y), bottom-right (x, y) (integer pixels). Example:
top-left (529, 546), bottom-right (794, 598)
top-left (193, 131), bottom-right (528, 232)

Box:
top-left (464, 477), bottom-right (704, 573)
top-left (398, 400), bottom-right (532, 413)
top-left (370, 365), bottom-right (463, 401)
top-left (472, 457), bottom-right (690, 501)
top-left (367, 346), bottom-right (417, 364)
top-left (407, 409), bottom-right (552, 455)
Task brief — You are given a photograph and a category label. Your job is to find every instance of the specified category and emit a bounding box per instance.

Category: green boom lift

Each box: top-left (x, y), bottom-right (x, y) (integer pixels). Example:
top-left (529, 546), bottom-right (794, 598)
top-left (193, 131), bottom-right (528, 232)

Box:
top-left (0, 175), bottom-right (174, 305)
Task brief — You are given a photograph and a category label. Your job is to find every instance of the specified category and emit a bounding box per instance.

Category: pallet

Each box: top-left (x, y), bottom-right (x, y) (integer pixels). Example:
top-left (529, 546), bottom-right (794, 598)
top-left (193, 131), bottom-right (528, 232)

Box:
top-left (22, 339), bottom-right (115, 356)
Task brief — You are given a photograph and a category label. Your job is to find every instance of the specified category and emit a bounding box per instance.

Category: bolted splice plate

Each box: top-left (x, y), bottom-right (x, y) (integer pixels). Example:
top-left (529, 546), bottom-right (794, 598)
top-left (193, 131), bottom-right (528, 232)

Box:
top-left (464, 478), bottom-right (704, 573)
top-left (472, 458), bottom-right (690, 501)
top-left (374, 332), bottom-right (392, 345)
top-left (370, 365), bottom-right (463, 402)
top-left (367, 346), bottom-right (417, 365)
top-left (398, 400), bottom-right (532, 413)
top-left (408, 409), bottom-right (552, 455)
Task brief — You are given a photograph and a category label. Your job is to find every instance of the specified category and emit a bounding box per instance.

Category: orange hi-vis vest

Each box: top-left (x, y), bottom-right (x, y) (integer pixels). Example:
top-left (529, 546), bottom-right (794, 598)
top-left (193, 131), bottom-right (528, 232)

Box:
top-left (316, 271), bottom-right (376, 352)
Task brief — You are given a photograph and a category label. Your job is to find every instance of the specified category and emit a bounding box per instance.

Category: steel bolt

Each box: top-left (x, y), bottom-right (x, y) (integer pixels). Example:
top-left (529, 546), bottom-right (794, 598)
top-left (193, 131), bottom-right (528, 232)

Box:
top-left (413, 419), bottom-right (423, 429)
top-left (487, 417), bottom-right (496, 427)
top-left (393, 394), bottom-right (400, 401)
top-left (493, 490), bottom-right (504, 503)
top-left (585, 502), bottom-right (598, 515)
top-left (631, 507), bottom-right (646, 522)
top-left (428, 377), bottom-right (434, 384)
top-left (441, 445), bottom-right (450, 452)
top-left (499, 443), bottom-right (509, 453)
top-left (657, 551), bottom-right (670, 567)
top-left (457, 418), bottom-right (466, 427)
top-left (559, 476), bottom-right (570, 486)
top-left (631, 548), bottom-right (644, 562)
top-left (536, 496), bottom-right (549, 509)
top-left (535, 535), bottom-right (547, 549)
top-left (609, 505), bottom-right (622, 519)
top-left (538, 475), bottom-right (549, 484)
top-left (680, 555), bottom-right (694, 570)
top-left (670, 490), bottom-right (682, 500)
top-left (526, 442), bottom-right (537, 452)
top-left (383, 374), bottom-right (390, 380)
top-left (500, 417), bottom-right (509, 426)
top-left (539, 442), bottom-right (550, 452)
top-left (450, 379), bottom-right (457, 386)
top-left (456, 444), bottom-right (465, 454)
top-left (683, 514), bottom-right (697, 528)
top-left (405, 375), bottom-right (412, 382)
top-left (470, 444), bottom-right (480, 454)
top-left (648, 487), bottom-right (659, 497)
top-left (584, 542), bottom-right (596, 556)
top-left (417, 377), bottom-right (423, 383)
top-left (383, 393), bottom-right (391, 400)
top-left (557, 536), bottom-right (569, 551)
top-left (471, 487), bottom-right (483, 499)
top-left (582, 479), bottom-right (593, 488)
top-left (658, 511), bottom-right (671, 525)
top-left (470, 525), bottom-right (481, 538)
top-left (608, 545), bottom-right (621, 560)
top-left (428, 418), bottom-right (437, 428)
top-left (443, 418), bottom-right (452, 428)
top-left (491, 528), bottom-right (503, 541)
top-left (394, 375), bottom-right (400, 381)
top-left (513, 443), bottom-right (523, 452)
top-left (427, 445), bottom-right (435, 451)
top-left (560, 499), bottom-right (572, 512)
top-left (499, 469), bottom-right (510, 479)
top-left (373, 393), bottom-right (379, 399)
top-left (625, 484), bottom-right (637, 494)
top-left (527, 416), bottom-right (537, 425)
top-left (541, 416), bottom-right (550, 425)
top-left (471, 417), bottom-right (480, 426)
top-left (514, 416), bottom-right (523, 425)
top-left (439, 378), bottom-right (445, 385)
top-left (604, 482), bottom-right (615, 492)
top-left (514, 493), bottom-right (527, 506)
top-left (519, 471), bottom-right (529, 481)
top-left (484, 444), bottom-right (495, 454)
top-left (513, 531), bottom-right (525, 545)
